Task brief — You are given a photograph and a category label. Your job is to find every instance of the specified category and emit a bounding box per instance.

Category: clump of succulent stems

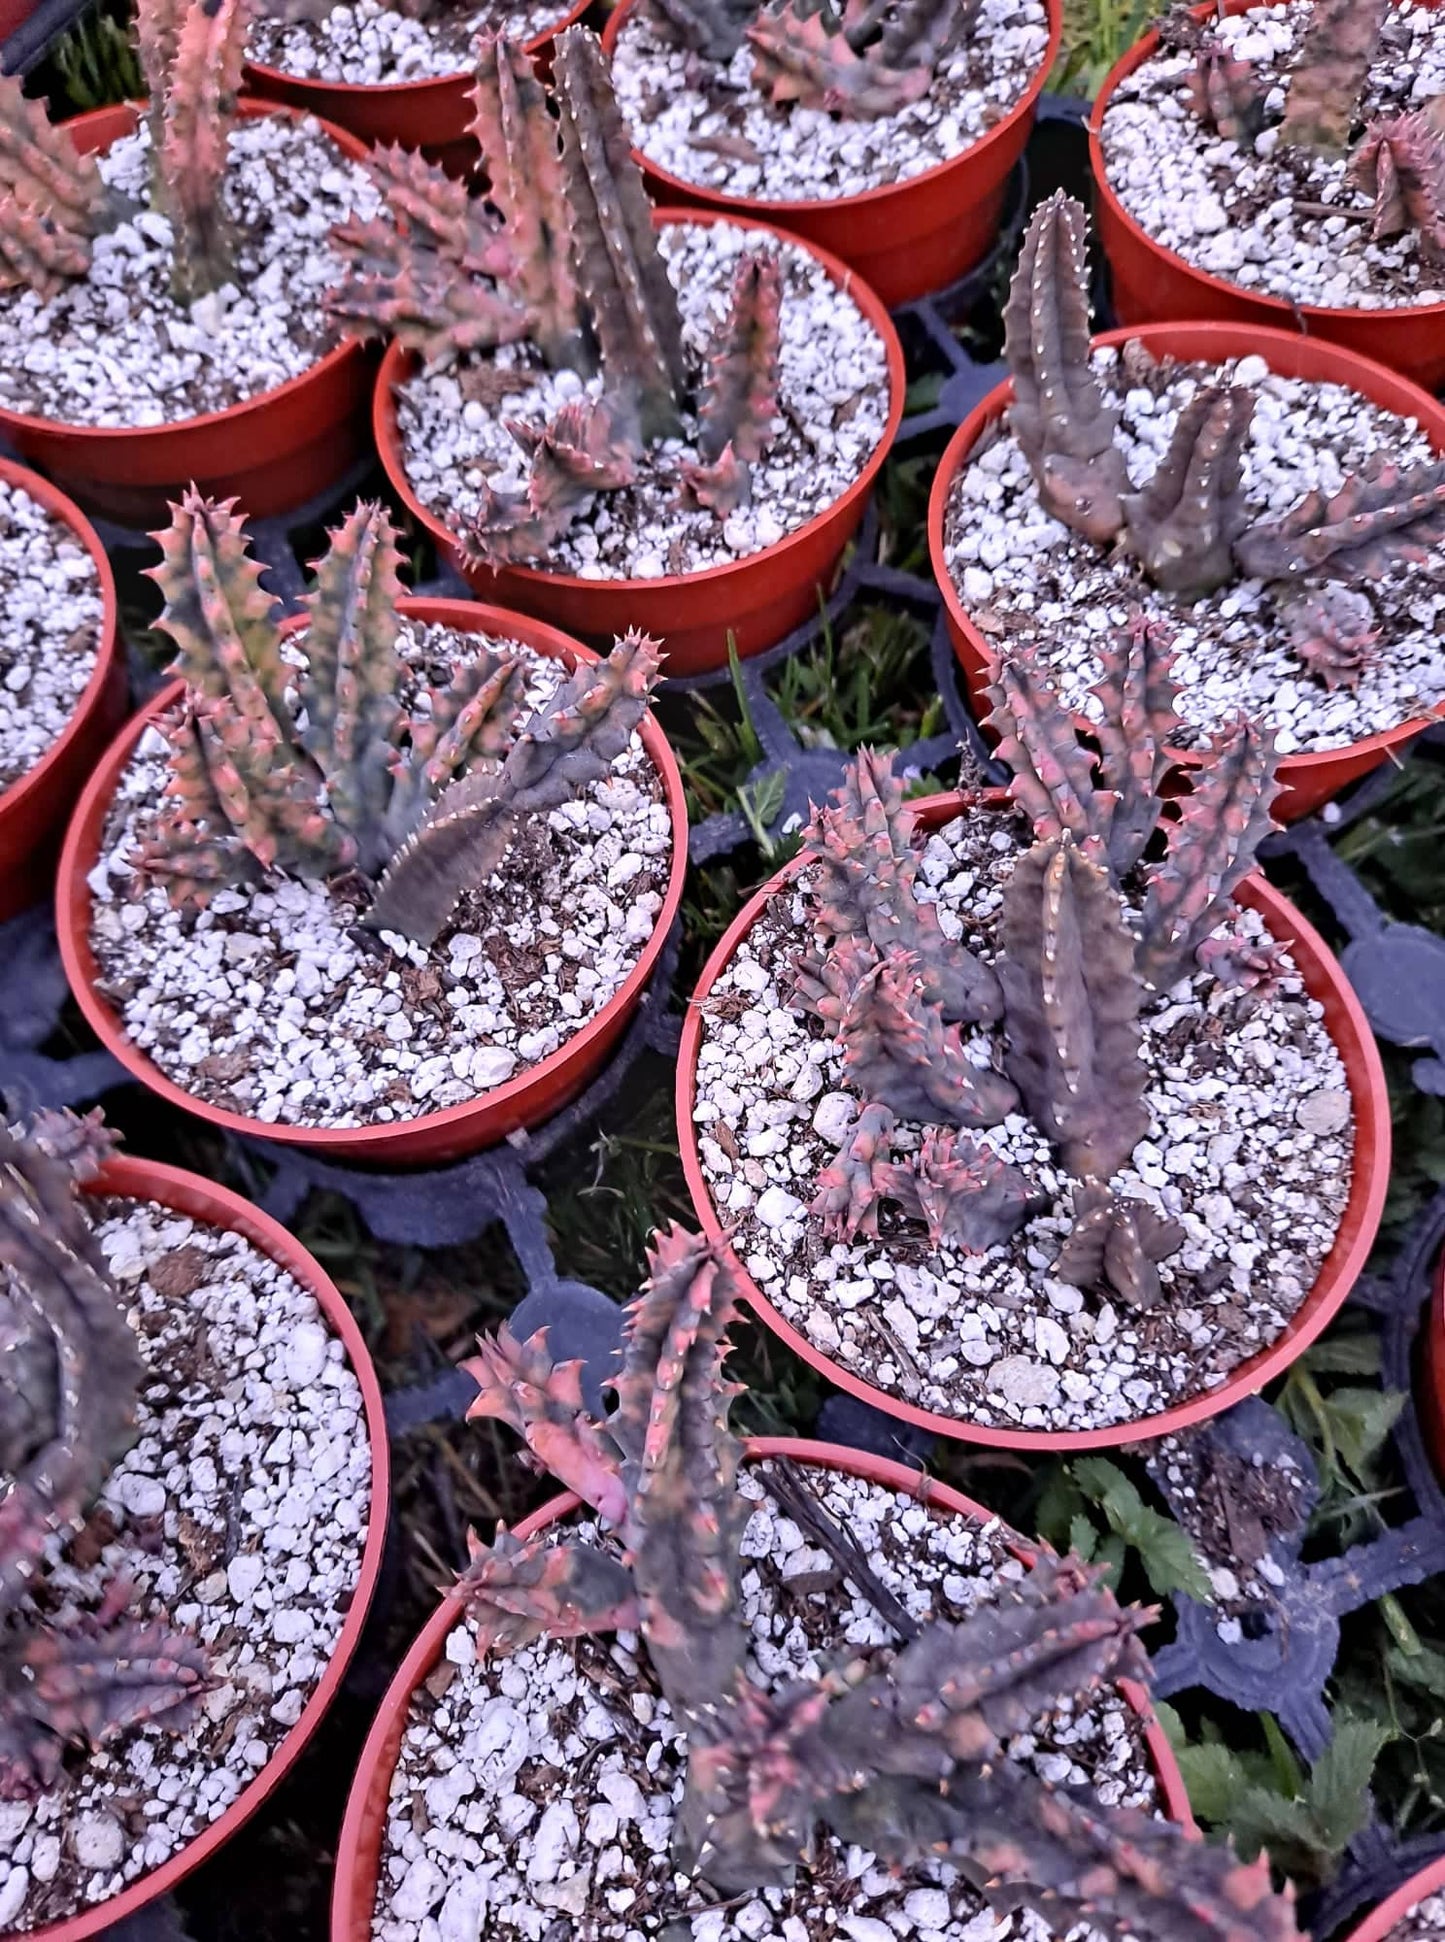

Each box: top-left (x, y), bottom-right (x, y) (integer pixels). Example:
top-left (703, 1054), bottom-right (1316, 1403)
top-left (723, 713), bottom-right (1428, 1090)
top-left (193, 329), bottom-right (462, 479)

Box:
top-left (789, 615), bottom-right (1282, 1310)
top-left (645, 0), bottom-right (978, 120)
top-left (326, 27), bottom-right (784, 569)
top-left (455, 1222), bottom-right (1302, 1937)
top-left (1183, 0), bottom-right (1445, 265)
top-left (0, 1113), bottom-right (208, 1798)
top-left (132, 490), bottom-right (662, 950)
top-left (1005, 192), bottom-right (1445, 692)
top-left (0, 0), bottom-right (254, 306)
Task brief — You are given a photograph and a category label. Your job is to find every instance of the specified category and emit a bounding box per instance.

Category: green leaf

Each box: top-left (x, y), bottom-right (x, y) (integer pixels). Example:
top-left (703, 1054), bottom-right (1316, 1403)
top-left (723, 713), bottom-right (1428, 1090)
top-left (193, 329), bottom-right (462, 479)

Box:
top-left (1067, 1514), bottom-right (1098, 1563)
top-left (1175, 1742), bottom-right (1253, 1825)
top-left (1300, 1335), bottom-right (1382, 1377)
top-left (1304, 1716), bottom-right (1392, 1854)
top-left (1328, 1388), bottom-right (1406, 1476)
top-left (1387, 1641), bottom-right (1445, 1701)
top-left (1070, 1457), bottom-right (1214, 1602)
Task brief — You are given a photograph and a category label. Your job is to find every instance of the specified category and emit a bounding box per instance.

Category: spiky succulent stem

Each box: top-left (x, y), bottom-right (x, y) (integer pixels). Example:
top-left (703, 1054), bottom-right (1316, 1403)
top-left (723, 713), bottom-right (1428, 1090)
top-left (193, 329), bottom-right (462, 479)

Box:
top-left (1279, 0), bottom-right (1388, 154)
top-left (462, 1327), bottom-right (626, 1522)
top-left (838, 949), bottom-right (1020, 1129)
top-left (1121, 385), bottom-right (1255, 597)
top-left (1233, 457), bottom-right (1445, 583)
top-left (158, 0), bottom-right (249, 304)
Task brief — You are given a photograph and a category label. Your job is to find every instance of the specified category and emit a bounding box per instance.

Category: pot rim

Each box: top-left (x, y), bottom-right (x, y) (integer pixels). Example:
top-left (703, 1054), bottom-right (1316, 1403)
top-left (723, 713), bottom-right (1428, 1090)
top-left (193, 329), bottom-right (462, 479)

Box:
top-left (242, 0), bottom-right (589, 99)
top-left (1086, 0), bottom-right (1445, 328)
top-left (676, 790), bottom-right (1392, 1453)
top-left (924, 318), bottom-right (1445, 786)
top-left (54, 597), bottom-right (689, 1158)
top-left (0, 458), bottom-right (120, 825)
top-left (329, 1433), bottom-right (1192, 1942)
top-left (26, 1150), bottom-right (390, 1942)
top-left (373, 205), bottom-right (906, 602)
top-left (1339, 1853), bottom-right (1445, 1942)
top-left (598, 0), bottom-right (1062, 219)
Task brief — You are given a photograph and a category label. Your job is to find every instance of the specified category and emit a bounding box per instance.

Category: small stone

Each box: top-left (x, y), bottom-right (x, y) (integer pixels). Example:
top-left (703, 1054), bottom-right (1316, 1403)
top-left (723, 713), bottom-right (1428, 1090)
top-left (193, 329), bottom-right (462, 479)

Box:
top-left (988, 1355), bottom-right (1061, 1410)
top-left (284, 1320), bottom-right (329, 1386)
top-left (72, 1814), bottom-right (124, 1871)
top-left (1295, 1088), bottom-right (1350, 1136)
top-left (755, 1185), bottom-right (803, 1229)
top-left (115, 1473), bottom-right (166, 1519)
top-left (227, 1553), bottom-right (265, 1603)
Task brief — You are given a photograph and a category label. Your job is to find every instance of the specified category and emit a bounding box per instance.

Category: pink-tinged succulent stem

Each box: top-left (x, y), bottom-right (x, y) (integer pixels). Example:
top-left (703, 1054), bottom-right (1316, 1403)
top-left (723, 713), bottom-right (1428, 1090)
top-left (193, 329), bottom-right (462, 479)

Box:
top-left (1188, 42), bottom-right (1269, 144)
top-left (1352, 111), bottom-right (1445, 262)
top-left (367, 629), bottom-right (663, 946)
top-left (810, 1100), bottom-right (897, 1241)
top-left (1136, 718), bottom-right (1281, 992)
top-left (838, 949), bottom-right (1020, 1129)
top-left (1090, 613), bottom-right (1182, 878)
top-left (985, 649), bottom-right (1113, 867)
top-left (1053, 1181), bottom-right (1184, 1308)
top-left (1279, 584), bottom-right (1380, 692)
top-left (1234, 456), bottom-right (1445, 583)
top-left (452, 1526), bottom-right (639, 1655)
top-left (0, 73), bottom-right (110, 242)
top-left (0, 197), bottom-right (93, 299)
top-left (801, 748), bottom-right (1002, 1025)
top-left (463, 1325), bottom-right (627, 1524)
top-left (326, 214), bottom-right (530, 361)
top-left (1002, 193), bottom-right (1129, 544)
top-left (880, 1130), bottom-right (1041, 1253)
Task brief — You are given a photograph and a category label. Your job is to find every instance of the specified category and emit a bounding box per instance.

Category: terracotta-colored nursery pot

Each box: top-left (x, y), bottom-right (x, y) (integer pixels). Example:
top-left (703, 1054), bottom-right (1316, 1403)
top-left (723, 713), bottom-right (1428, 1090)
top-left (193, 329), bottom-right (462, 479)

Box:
top-left (0, 0), bottom-right (37, 37)
top-left (1088, 0), bottom-right (1445, 392)
top-left (677, 792), bottom-right (1391, 1454)
top-left (1416, 1251), bottom-right (1445, 1484)
top-left (330, 1435), bottom-right (1193, 1942)
top-left (30, 1151), bottom-right (390, 1942)
top-left (599, 0), bottom-right (1061, 308)
top-left (0, 461), bottom-right (123, 923)
top-left (375, 210), bottom-right (904, 677)
top-left (0, 100), bottom-right (377, 526)
top-left (243, 0), bottom-right (588, 175)
top-left (55, 598), bottom-right (687, 1166)
top-left (926, 321), bottom-right (1445, 824)
top-left (1342, 1855), bottom-right (1445, 1942)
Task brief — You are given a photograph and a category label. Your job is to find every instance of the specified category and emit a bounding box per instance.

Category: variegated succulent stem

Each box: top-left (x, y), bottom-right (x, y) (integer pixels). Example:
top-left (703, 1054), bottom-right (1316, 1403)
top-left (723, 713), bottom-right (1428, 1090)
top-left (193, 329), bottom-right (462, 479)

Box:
top-left (470, 36), bottom-right (587, 369)
top-left (984, 651), bottom-right (1112, 867)
top-left (296, 501), bottom-right (406, 874)
top-left (159, 0), bottom-right (250, 304)
top-left (0, 1126), bottom-right (141, 1628)
top-left (837, 949), bottom-right (1020, 1128)
top-left (1090, 613), bottom-right (1182, 878)
top-left (553, 26), bottom-right (687, 443)
top-left (453, 1527), bottom-right (639, 1656)
top-left (366, 630), bottom-right (663, 947)
top-left (383, 653), bottom-right (527, 848)
top-left (1003, 193), bottom-right (1128, 544)
top-left (0, 74), bottom-right (111, 242)
top-left (463, 1325), bottom-right (626, 1522)
top-left (1233, 457), bottom-right (1445, 582)
top-left (998, 837), bottom-right (1150, 1181)
top-left (1121, 385), bottom-right (1255, 596)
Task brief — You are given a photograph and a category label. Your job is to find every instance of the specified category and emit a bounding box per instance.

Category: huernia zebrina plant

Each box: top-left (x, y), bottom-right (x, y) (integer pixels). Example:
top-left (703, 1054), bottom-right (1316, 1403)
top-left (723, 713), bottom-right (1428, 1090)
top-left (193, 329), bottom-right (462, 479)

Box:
top-left (644, 0), bottom-right (979, 121)
top-left (788, 615), bottom-right (1282, 1311)
top-left (0, 1114), bottom-right (207, 1796)
top-left (1180, 0), bottom-right (1445, 270)
top-left (326, 27), bottom-right (785, 567)
top-left (1005, 190), bottom-right (1445, 692)
top-left (0, 0), bottom-right (253, 305)
top-left (131, 491), bottom-right (663, 949)
top-left (453, 1222), bottom-right (1302, 1937)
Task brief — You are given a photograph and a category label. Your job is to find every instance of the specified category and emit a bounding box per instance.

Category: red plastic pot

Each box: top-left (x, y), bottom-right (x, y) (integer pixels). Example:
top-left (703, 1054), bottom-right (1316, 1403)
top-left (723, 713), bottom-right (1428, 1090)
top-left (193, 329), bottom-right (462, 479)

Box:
top-left (330, 1435), bottom-right (1193, 1942)
top-left (30, 1150), bottom-right (390, 1942)
top-left (1416, 1252), bottom-right (1445, 1485)
top-left (55, 597), bottom-right (688, 1166)
top-left (1088, 0), bottom-right (1445, 392)
top-left (243, 0), bottom-right (588, 176)
top-left (600, 0), bottom-right (1061, 308)
top-left (677, 791), bottom-right (1391, 1454)
top-left (0, 460), bottom-right (123, 923)
top-left (374, 210), bottom-right (904, 677)
top-left (926, 321), bottom-right (1445, 824)
top-left (0, 0), bottom-right (37, 37)
top-left (0, 100), bottom-right (378, 526)
top-left (1343, 1856), bottom-right (1445, 1942)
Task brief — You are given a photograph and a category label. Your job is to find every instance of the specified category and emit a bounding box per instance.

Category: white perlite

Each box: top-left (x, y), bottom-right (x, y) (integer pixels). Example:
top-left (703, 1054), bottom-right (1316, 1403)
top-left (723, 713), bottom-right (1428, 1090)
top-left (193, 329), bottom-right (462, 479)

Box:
top-left (249, 0), bottom-right (570, 86)
top-left (0, 482), bottom-right (104, 792)
top-left (87, 623), bottom-right (672, 1131)
top-left (371, 1467), bottom-right (1157, 1942)
top-left (1099, 1), bottom-right (1445, 311)
top-left (0, 1198), bottom-right (371, 1932)
top-left (0, 116), bottom-right (377, 429)
top-left (397, 221), bottom-right (890, 581)
top-left (1389, 1890), bottom-right (1445, 1939)
top-left (943, 349), bottom-right (1445, 756)
top-left (610, 0), bottom-right (1050, 202)
top-left (692, 803), bottom-right (1354, 1435)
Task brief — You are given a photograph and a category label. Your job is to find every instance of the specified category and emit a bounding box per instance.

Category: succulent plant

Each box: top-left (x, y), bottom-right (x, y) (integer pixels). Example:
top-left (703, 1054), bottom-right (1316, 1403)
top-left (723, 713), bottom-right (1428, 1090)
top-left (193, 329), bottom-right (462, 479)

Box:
top-left (786, 618), bottom-right (1279, 1277)
top-left (132, 490), bottom-right (663, 950)
top-left (327, 28), bottom-right (784, 569)
top-left (0, 1116), bottom-right (207, 1797)
top-left (1350, 109), bottom-right (1445, 264)
top-left (1002, 193), bottom-right (1445, 684)
top-left (1277, 0), bottom-right (1389, 155)
top-left (453, 1223), bottom-right (1303, 1937)
top-left (0, 0), bottom-right (253, 307)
